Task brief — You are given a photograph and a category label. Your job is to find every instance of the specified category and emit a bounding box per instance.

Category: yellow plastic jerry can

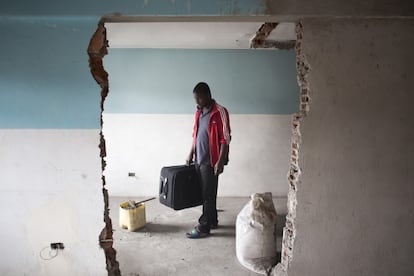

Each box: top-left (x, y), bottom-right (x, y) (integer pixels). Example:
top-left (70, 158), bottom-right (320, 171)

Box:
top-left (119, 202), bottom-right (146, 231)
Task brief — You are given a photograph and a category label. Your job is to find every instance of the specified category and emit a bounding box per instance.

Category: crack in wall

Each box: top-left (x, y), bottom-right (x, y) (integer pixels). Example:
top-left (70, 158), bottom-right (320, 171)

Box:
top-left (251, 22), bottom-right (296, 50)
top-left (86, 16), bottom-right (308, 276)
top-left (87, 21), bottom-right (121, 276)
top-left (273, 21), bottom-right (311, 276)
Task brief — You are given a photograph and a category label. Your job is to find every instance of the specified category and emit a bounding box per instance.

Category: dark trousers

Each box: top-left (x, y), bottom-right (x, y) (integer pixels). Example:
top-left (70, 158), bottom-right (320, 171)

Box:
top-left (195, 164), bottom-right (218, 233)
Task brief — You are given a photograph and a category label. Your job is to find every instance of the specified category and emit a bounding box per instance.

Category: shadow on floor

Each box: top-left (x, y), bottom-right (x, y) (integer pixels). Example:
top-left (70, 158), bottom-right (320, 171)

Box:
top-left (138, 222), bottom-right (187, 233)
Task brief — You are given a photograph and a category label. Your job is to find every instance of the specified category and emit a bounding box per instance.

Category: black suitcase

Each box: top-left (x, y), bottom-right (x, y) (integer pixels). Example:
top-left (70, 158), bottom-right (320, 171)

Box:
top-left (159, 164), bottom-right (203, 210)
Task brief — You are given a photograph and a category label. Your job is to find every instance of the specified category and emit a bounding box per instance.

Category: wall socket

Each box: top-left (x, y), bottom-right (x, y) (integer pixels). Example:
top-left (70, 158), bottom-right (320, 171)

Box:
top-left (128, 172), bottom-right (136, 177)
top-left (50, 242), bottom-right (65, 250)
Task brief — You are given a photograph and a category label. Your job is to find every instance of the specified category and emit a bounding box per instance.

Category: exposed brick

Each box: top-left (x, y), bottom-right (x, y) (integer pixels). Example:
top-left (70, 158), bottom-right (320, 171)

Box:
top-left (274, 21), bottom-right (311, 276)
top-left (88, 22), bottom-right (121, 276)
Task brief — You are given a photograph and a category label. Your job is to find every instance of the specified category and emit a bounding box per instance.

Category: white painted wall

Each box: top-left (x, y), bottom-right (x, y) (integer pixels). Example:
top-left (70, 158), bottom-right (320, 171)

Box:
top-left (102, 113), bottom-right (292, 197)
top-left (0, 130), bottom-right (106, 276)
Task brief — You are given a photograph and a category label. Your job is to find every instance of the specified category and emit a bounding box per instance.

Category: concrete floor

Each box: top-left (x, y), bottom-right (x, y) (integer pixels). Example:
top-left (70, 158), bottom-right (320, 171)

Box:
top-left (109, 196), bottom-right (287, 276)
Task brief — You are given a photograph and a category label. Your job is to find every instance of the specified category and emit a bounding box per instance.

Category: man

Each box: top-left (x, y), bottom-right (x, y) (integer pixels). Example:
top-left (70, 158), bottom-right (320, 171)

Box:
top-left (186, 82), bottom-right (231, 239)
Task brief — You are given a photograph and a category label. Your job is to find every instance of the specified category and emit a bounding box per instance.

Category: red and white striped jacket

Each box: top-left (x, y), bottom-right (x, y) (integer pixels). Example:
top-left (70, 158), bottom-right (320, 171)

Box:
top-left (192, 100), bottom-right (231, 167)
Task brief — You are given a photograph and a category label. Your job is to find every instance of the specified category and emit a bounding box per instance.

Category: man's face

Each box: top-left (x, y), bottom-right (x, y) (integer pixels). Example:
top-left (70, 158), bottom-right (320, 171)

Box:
top-left (193, 92), bottom-right (210, 108)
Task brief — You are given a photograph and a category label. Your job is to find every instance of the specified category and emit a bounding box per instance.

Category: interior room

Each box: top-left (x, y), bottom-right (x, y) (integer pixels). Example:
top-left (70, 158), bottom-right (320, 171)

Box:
top-left (1, 1), bottom-right (413, 276)
top-left (102, 20), bottom-right (298, 275)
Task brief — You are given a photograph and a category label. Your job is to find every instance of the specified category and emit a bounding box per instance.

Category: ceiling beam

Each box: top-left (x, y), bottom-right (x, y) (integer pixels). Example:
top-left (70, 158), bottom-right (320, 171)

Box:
top-left (250, 22), bottom-right (278, 48)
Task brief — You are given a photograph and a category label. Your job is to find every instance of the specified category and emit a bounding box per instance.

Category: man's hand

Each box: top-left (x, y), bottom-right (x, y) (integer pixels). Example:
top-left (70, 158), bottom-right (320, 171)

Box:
top-left (214, 144), bottom-right (228, 175)
top-left (186, 147), bottom-right (194, 166)
top-left (214, 161), bottom-right (224, 175)
top-left (186, 153), bottom-right (193, 166)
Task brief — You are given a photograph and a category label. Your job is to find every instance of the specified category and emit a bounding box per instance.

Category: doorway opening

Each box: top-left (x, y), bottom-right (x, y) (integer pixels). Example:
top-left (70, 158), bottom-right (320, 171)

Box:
top-left (87, 16), bottom-right (310, 276)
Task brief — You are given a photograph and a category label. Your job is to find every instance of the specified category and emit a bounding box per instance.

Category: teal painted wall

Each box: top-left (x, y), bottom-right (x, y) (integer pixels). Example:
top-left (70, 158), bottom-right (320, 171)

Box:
top-left (0, 17), bottom-right (101, 128)
top-left (0, 0), bottom-right (268, 128)
top-left (105, 49), bottom-right (299, 114)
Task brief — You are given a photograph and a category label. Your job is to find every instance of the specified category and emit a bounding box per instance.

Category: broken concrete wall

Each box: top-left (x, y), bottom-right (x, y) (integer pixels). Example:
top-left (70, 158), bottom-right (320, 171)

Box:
top-left (0, 2), bottom-right (271, 275)
top-left (1, 0), bottom-right (413, 275)
top-left (0, 17), bottom-right (106, 276)
top-left (288, 19), bottom-right (414, 276)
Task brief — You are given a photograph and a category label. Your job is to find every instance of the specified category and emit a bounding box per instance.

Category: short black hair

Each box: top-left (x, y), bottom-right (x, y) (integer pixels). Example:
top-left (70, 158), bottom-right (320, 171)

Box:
top-left (193, 82), bottom-right (211, 97)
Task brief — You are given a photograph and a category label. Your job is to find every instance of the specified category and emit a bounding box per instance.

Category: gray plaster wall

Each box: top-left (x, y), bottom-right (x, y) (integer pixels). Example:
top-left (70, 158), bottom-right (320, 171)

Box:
top-left (288, 19), bottom-right (414, 276)
top-left (263, 0), bottom-right (414, 17)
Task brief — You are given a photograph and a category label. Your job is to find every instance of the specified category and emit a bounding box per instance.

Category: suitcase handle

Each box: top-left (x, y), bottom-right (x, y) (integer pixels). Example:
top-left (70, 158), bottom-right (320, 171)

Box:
top-left (160, 176), bottom-right (168, 199)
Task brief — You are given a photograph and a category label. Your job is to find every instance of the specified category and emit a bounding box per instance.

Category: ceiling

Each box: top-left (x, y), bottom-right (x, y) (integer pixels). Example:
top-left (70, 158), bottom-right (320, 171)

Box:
top-left (105, 22), bottom-right (296, 49)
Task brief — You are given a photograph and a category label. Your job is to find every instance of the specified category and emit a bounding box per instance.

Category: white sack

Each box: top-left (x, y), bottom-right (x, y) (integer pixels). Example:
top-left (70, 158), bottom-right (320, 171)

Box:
top-left (236, 192), bottom-right (278, 275)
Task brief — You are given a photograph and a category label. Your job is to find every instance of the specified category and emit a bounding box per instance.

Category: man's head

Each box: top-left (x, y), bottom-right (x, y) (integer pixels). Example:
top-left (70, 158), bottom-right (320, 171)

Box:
top-left (193, 82), bottom-right (212, 108)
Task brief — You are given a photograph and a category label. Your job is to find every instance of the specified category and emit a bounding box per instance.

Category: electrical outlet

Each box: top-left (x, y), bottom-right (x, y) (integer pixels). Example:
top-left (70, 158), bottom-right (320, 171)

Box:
top-left (128, 172), bottom-right (136, 177)
top-left (50, 242), bottom-right (65, 250)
